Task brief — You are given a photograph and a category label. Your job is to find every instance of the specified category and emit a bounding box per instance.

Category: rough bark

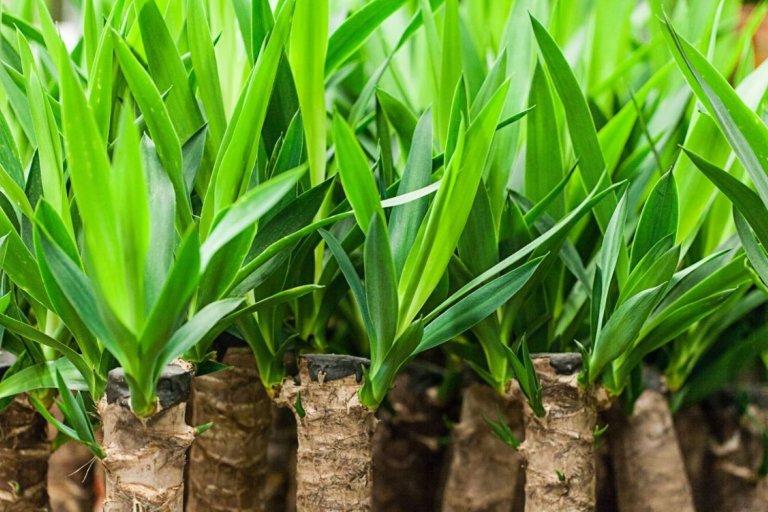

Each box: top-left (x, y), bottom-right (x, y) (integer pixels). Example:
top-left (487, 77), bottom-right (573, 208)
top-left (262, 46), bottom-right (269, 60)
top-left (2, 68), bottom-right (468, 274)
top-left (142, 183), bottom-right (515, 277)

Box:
top-left (277, 354), bottom-right (375, 511)
top-left (706, 391), bottom-right (768, 512)
top-left (187, 347), bottom-right (272, 512)
top-left (48, 440), bottom-right (97, 512)
top-left (609, 389), bottom-right (695, 512)
top-left (100, 364), bottom-right (194, 512)
top-left (0, 395), bottom-right (50, 511)
top-left (441, 382), bottom-right (523, 512)
top-left (0, 351), bottom-right (49, 511)
top-left (373, 369), bottom-right (450, 512)
top-left (520, 353), bottom-right (603, 512)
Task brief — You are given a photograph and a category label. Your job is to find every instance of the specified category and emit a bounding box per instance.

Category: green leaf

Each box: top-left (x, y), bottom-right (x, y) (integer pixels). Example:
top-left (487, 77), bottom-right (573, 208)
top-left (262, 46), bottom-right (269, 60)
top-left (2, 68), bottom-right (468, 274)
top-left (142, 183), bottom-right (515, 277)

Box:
top-left (588, 284), bottom-right (665, 383)
top-left (202, 0), bottom-right (295, 234)
top-left (201, 167), bottom-right (305, 271)
top-left (735, 209), bottom-right (768, 287)
top-left (36, 227), bottom-right (129, 369)
top-left (46, 5), bottom-right (124, 321)
top-left (87, 14), bottom-right (114, 142)
top-left (365, 213), bottom-right (398, 365)
top-left (136, 0), bottom-right (204, 142)
top-left (0, 315), bottom-right (93, 390)
top-left (112, 30), bottom-right (192, 229)
top-left (139, 229), bottom-right (201, 377)
top-left (326, 0), bottom-right (406, 77)
top-left (431, 178), bottom-right (625, 320)
top-left (436, 0), bottom-right (461, 147)
top-left (418, 257), bottom-right (544, 353)
top-left (0, 113), bottom-right (22, 187)
top-left (187, 0), bottom-right (226, 149)
top-left (319, 229), bottom-right (375, 339)
top-left (388, 112), bottom-right (433, 275)
top-left (683, 148), bottom-right (768, 247)
top-left (333, 113), bottom-right (384, 234)
top-left (631, 171), bottom-right (678, 269)
top-left (142, 139), bottom-right (177, 308)
top-left (249, 178), bottom-right (333, 259)
top-left (526, 62), bottom-right (563, 218)
top-left (360, 319), bottom-right (423, 408)
top-left (32, 203), bottom-right (100, 366)
top-left (458, 184), bottom-right (498, 275)
top-left (112, 103), bottom-right (151, 331)
top-left (595, 193), bottom-right (628, 339)
top-left (0, 214), bottom-right (49, 308)
top-left (0, 358), bottom-right (88, 398)
top-left (662, 16), bottom-right (768, 208)
top-left (620, 240), bottom-right (680, 305)
top-left (398, 80), bottom-right (510, 331)
top-left (290, 0), bottom-right (326, 186)
top-left (530, 14), bottom-right (615, 231)
top-left (155, 298), bottom-right (243, 375)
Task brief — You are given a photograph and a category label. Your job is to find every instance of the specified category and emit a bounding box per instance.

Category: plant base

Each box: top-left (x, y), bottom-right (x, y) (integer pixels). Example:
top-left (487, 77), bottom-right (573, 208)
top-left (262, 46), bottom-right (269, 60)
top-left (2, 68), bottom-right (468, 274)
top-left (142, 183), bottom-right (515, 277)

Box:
top-left (278, 354), bottom-right (375, 511)
top-left (373, 368), bottom-right (450, 512)
top-left (520, 353), bottom-right (605, 512)
top-left (442, 382), bottom-right (524, 511)
top-left (0, 352), bottom-right (49, 510)
top-left (100, 364), bottom-right (194, 512)
top-left (187, 346), bottom-right (272, 512)
top-left (609, 388), bottom-right (695, 512)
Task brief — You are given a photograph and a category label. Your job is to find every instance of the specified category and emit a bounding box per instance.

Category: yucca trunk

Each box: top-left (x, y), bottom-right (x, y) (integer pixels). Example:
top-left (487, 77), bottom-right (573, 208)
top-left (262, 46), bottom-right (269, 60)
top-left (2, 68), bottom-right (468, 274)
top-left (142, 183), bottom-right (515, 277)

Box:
top-left (442, 382), bottom-right (524, 511)
top-left (100, 364), bottom-right (194, 511)
top-left (609, 388), bottom-right (695, 512)
top-left (521, 353), bottom-right (603, 512)
top-left (373, 369), bottom-right (450, 512)
top-left (0, 352), bottom-right (49, 510)
top-left (278, 354), bottom-right (375, 511)
top-left (708, 391), bottom-right (768, 511)
top-left (187, 346), bottom-right (272, 511)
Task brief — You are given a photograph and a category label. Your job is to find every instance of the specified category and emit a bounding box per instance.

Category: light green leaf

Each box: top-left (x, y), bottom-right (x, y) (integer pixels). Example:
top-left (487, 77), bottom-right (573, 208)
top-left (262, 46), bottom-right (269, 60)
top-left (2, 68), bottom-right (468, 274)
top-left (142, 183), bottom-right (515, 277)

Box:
top-left (333, 113), bottom-right (383, 234)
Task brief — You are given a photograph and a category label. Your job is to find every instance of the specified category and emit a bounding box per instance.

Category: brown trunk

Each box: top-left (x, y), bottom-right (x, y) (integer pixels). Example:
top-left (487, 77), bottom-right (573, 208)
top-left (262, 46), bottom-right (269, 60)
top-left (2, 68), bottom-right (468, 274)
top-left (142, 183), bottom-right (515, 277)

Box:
top-left (0, 395), bottom-right (50, 511)
top-left (187, 347), bottom-right (272, 512)
top-left (373, 369), bottom-right (451, 512)
top-left (609, 389), bottom-right (695, 512)
top-left (277, 354), bottom-right (375, 511)
top-left (100, 364), bottom-right (194, 512)
top-left (0, 352), bottom-right (49, 511)
top-left (441, 382), bottom-right (523, 512)
top-left (673, 405), bottom-right (711, 511)
top-left (520, 353), bottom-right (602, 512)
top-left (48, 440), bottom-right (96, 512)
top-left (265, 404), bottom-right (298, 512)
top-left (707, 392), bottom-right (768, 511)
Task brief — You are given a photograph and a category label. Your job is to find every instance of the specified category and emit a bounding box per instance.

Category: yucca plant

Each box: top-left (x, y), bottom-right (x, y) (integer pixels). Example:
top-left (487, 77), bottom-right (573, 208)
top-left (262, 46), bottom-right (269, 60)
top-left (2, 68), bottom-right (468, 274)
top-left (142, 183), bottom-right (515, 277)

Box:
top-left (0, 0), bottom-right (324, 509)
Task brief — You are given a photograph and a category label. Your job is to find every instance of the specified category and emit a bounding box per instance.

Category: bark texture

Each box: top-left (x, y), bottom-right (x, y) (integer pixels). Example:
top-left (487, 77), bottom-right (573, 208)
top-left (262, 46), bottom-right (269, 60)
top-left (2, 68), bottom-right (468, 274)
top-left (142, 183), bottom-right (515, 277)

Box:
top-left (609, 389), bottom-right (695, 512)
top-left (0, 394), bottom-right (50, 511)
top-left (277, 355), bottom-right (375, 512)
top-left (100, 365), bottom-right (194, 512)
top-left (441, 383), bottom-right (523, 512)
top-left (373, 369), bottom-right (450, 512)
top-left (520, 354), bottom-right (602, 512)
top-left (706, 394), bottom-right (768, 512)
top-left (187, 347), bottom-right (272, 512)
